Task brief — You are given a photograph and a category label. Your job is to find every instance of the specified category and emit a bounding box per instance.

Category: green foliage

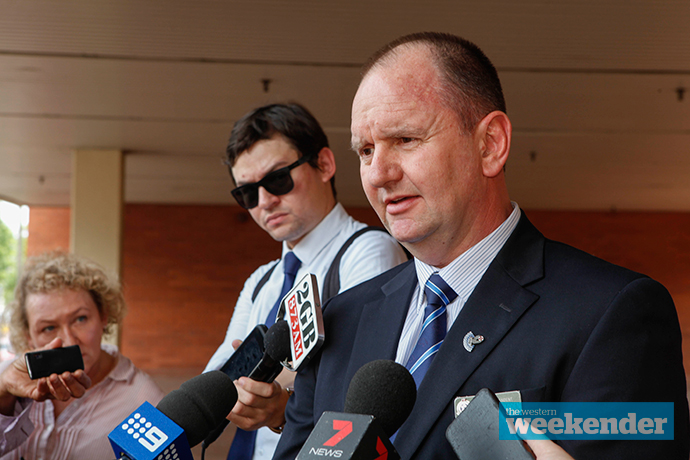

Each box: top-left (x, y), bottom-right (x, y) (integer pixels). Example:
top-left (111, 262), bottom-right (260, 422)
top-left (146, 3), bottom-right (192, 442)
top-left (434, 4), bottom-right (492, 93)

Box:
top-left (0, 221), bottom-right (17, 306)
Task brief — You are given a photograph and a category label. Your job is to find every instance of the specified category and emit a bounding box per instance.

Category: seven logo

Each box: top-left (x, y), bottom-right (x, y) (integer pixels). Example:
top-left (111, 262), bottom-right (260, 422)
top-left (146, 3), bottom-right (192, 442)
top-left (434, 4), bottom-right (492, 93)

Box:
top-left (321, 420), bottom-right (389, 460)
top-left (323, 420), bottom-right (353, 446)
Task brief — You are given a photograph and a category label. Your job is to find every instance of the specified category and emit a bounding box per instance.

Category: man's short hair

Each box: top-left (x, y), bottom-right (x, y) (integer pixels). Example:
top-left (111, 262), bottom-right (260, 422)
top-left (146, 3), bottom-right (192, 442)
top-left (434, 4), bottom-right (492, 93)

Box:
top-left (225, 103), bottom-right (336, 197)
top-left (361, 32), bottom-right (506, 133)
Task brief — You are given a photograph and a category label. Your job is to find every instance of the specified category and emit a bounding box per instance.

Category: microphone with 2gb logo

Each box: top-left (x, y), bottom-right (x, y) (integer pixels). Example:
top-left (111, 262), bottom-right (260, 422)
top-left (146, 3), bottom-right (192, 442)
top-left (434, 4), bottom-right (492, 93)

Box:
top-left (201, 319), bottom-right (293, 449)
top-left (203, 273), bottom-right (326, 449)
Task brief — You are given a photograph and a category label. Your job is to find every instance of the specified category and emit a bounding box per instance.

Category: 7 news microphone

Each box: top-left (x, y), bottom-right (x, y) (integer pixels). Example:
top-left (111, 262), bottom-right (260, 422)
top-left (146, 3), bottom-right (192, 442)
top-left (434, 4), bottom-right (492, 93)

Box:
top-left (296, 359), bottom-right (417, 460)
top-left (108, 370), bottom-right (238, 460)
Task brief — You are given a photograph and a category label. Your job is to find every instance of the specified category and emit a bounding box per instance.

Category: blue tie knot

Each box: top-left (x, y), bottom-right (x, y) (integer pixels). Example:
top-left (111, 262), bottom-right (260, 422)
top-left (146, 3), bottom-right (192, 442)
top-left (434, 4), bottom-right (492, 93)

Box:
top-left (283, 251), bottom-right (301, 277)
top-left (424, 273), bottom-right (457, 309)
top-left (265, 252), bottom-right (301, 327)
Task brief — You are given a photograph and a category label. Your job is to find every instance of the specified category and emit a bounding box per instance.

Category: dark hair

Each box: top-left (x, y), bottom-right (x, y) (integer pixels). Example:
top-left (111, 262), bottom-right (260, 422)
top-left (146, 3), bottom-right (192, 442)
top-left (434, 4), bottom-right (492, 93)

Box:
top-left (225, 103), bottom-right (336, 197)
top-left (361, 32), bottom-right (506, 133)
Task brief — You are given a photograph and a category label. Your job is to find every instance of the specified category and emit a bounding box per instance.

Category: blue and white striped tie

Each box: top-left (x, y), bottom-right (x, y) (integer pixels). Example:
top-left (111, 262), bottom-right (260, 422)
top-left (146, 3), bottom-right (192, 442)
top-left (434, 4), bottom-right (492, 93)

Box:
top-left (405, 273), bottom-right (458, 387)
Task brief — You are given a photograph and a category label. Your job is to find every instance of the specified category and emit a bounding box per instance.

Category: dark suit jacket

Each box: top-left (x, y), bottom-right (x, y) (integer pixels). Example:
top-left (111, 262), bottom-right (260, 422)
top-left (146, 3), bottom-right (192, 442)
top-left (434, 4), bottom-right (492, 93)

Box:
top-left (274, 214), bottom-right (689, 459)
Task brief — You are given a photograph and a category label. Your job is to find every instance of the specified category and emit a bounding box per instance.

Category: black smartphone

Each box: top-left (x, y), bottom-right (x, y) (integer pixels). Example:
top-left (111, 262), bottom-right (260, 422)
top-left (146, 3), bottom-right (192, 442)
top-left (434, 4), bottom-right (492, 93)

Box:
top-left (445, 388), bottom-right (534, 460)
top-left (219, 325), bottom-right (267, 381)
top-left (25, 345), bottom-right (84, 380)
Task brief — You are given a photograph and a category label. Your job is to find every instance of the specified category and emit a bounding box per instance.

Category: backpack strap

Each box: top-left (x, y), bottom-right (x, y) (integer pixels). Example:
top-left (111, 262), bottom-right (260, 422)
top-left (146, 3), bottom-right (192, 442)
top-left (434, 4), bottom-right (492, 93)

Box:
top-left (251, 261), bottom-right (280, 302)
top-left (251, 226), bottom-right (409, 304)
top-left (321, 226), bottom-right (391, 304)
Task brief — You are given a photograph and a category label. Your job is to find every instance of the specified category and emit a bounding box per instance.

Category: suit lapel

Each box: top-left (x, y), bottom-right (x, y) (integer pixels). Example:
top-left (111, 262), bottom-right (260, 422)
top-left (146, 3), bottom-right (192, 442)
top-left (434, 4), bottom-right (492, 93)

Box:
top-left (344, 261), bottom-right (417, 380)
top-left (395, 214), bottom-right (546, 458)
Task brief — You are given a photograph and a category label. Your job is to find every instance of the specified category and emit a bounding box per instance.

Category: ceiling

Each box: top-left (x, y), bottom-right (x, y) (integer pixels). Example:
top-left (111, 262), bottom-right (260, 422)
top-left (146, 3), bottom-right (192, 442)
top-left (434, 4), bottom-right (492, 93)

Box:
top-left (1, 0), bottom-right (689, 211)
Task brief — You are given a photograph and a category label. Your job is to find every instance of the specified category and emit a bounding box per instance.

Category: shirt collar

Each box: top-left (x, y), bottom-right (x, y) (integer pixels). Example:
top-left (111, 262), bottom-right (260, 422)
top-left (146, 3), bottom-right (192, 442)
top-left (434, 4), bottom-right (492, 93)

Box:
top-left (282, 203), bottom-right (346, 266)
top-left (414, 202), bottom-right (521, 300)
top-left (102, 343), bottom-right (136, 383)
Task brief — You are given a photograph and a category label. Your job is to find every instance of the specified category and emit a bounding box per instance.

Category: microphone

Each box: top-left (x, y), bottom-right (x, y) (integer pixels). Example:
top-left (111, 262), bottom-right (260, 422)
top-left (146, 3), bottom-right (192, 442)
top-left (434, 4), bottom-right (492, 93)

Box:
top-left (108, 370), bottom-right (238, 460)
top-left (202, 319), bottom-right (293, 449)
top-left (445, 388), bottom-right (534, 460)
top-left (248, 319), bottom-right (292, 381)
top-left (277, 274), bottom-right (325, 371)
top-left (296, 359), bottom-right (417, 460)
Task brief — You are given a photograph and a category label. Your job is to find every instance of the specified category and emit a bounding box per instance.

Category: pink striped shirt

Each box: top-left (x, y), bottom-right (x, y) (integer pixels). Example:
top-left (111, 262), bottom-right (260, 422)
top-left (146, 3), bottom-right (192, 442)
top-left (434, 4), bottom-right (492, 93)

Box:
top-left (0, 345), bottom-right (164, 460)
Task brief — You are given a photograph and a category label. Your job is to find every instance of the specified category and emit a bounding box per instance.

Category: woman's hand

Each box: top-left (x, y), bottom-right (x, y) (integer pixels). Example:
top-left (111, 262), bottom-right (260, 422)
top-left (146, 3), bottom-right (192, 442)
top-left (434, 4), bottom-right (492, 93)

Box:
top-left (0, 338), bottom-right (91, 415)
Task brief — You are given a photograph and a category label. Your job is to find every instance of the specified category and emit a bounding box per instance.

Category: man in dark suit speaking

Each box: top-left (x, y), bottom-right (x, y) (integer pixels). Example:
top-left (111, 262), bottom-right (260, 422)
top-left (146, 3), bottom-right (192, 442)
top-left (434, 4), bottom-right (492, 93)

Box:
top-left (273, 32), bottom-right (690, 459)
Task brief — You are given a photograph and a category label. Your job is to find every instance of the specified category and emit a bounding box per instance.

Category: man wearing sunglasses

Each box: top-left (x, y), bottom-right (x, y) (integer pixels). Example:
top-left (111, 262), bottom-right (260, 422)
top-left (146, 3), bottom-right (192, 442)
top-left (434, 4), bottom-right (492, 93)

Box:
top-left (204, 103), bottom-right (407, 460)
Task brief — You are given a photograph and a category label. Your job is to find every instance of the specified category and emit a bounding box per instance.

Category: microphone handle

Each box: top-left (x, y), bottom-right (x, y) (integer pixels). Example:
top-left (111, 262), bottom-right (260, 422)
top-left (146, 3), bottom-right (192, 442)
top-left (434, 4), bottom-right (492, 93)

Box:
top-left (248, 354), bottom-right (283, 383)
top-left (202, 356), bottom-right (282, 448)
top-left (202, 419), bottom-right (230, 449)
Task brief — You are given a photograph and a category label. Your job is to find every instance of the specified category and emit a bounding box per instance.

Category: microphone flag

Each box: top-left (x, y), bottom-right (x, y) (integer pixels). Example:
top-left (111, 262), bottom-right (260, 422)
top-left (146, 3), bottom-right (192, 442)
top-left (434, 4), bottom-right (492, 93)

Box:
top-left (296, 411), bottom-right (399, 460)
top-left (109, 401), bottom-right (192, 460)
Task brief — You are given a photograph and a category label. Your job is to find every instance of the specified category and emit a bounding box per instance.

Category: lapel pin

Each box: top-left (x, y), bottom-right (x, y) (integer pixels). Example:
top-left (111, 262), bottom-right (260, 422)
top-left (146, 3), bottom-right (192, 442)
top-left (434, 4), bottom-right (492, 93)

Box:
top-left (463, 331), bottom-right (485, 353)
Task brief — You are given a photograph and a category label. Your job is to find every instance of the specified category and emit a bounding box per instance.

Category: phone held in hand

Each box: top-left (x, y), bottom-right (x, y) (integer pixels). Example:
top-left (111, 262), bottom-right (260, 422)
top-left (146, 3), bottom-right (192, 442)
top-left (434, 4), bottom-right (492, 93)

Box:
top-left (219, 325), bottom-right (267, 381)
top-left (25, 345), bottom-right (85, 380)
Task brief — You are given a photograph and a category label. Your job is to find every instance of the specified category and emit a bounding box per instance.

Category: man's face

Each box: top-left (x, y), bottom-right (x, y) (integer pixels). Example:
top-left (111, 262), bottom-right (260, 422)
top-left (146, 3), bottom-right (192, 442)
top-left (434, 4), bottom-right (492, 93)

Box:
top-left (351, 47), bottom-right (489, 266)
top-left (232, 134), bottom-right (334, 247)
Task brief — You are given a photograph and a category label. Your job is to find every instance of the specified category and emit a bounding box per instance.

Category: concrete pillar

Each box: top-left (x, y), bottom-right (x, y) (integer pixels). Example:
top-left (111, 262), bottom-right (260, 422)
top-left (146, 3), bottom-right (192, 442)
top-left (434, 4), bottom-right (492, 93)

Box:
top-left (70, 149), bottom-right (123, 346)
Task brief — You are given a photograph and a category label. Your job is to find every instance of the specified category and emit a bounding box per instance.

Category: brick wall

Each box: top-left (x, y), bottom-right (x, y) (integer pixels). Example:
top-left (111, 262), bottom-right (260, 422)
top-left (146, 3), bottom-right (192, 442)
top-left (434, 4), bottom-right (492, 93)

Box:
top-left (26, 207), bottom-right (70, 255)
top-left (26, 205), bottom-right (690, 373)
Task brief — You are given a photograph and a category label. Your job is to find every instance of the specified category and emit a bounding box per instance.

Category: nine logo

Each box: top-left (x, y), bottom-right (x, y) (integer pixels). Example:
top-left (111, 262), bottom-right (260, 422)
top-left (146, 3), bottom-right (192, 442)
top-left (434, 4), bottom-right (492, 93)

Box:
top-left (120, 412), bottom-right (179, 459)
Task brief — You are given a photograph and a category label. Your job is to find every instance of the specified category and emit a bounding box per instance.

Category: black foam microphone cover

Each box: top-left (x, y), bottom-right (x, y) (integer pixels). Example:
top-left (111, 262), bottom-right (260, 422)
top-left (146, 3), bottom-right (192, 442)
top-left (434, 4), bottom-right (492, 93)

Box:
top-left (343, 359), bottom-right (417, 437)
top-left (265, 319), bottom-right (292, 362)
top-left (202, 320), bottom-right (291, 449)
top-left (156, 370), bottom-right (238, 447)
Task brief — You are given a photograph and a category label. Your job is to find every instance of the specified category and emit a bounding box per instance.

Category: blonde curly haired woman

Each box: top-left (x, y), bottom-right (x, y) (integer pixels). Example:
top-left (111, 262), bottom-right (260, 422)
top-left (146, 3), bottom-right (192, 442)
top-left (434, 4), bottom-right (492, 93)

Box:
top-left (0, 252), bottom-right (163, 459)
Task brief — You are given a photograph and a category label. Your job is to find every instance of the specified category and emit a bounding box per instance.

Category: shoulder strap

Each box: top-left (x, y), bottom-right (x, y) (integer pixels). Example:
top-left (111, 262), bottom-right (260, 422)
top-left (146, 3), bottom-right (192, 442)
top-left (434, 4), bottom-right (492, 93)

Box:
top-left (251, 261), bottom-right (280, 302)
top-left (321, 226), bottom-right (390, 304)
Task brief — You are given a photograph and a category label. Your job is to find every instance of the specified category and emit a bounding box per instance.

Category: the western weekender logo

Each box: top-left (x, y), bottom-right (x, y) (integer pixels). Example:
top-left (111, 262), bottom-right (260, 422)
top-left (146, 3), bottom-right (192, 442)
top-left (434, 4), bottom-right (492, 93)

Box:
top-left (499, 402), bottom-right (674, 440)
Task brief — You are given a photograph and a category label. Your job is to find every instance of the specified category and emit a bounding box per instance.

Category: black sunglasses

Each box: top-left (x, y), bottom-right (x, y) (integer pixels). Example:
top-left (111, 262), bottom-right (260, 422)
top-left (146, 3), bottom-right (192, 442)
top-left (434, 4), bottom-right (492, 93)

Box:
top-left (231, 155), bottom-right (311, 209)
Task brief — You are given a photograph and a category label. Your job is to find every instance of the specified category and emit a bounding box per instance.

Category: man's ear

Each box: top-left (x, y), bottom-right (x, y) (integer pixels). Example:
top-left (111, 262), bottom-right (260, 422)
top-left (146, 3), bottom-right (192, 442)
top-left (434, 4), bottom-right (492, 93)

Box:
top-left (475, 111), bottom-right (512, 178)
top-left (316, 147), bottom-right (337, 183)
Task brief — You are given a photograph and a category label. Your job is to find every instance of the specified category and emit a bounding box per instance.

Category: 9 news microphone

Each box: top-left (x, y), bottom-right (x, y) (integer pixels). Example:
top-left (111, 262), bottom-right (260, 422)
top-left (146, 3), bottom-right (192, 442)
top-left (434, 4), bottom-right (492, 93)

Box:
top-left (201, 319), bottom-right (293, 449)
top-left (296, 360), bottom-right (417, 460)
top-left (108, 370), bottom-right (238, 460)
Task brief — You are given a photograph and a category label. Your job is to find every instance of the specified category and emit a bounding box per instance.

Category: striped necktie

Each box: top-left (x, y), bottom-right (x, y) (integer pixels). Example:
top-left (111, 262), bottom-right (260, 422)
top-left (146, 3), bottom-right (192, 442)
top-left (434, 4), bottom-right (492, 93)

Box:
top-left (405, 273), bottom-right (458, 387)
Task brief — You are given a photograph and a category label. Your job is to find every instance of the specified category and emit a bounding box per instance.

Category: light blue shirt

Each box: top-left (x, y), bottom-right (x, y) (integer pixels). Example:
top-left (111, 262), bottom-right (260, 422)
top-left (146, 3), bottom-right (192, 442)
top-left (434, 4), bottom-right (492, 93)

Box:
top-left (395, 203), bottom-right (521, 366)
